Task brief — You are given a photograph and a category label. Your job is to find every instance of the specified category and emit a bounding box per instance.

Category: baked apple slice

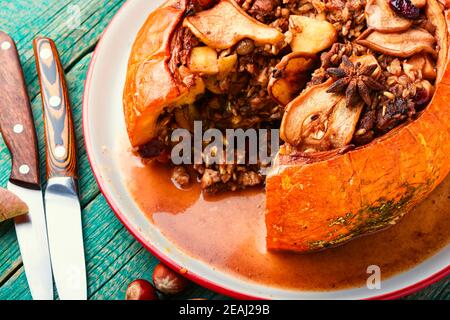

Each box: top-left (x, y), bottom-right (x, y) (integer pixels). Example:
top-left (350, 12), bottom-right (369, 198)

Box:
top-left (365, 0), bottom-right (412, 33)
top-left (280, 79), bottom-right (364, 151)
top-left (289, 15), bottom-right (337, 55)
top-left (183, 0), bottom-right (284, 50)
top-left (268, 52), bottom-right (316, 106)
top-left (356, 27), bottom-right (437, 58)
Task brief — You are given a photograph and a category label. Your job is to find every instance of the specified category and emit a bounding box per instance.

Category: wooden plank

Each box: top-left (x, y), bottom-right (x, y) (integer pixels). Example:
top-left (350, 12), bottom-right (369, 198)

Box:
top-left (403, 277), bottom-right (449, 300)
top-left (0, 0), bottom-right (126, 101)
top-left (0, 0), bottom-right (123, 284)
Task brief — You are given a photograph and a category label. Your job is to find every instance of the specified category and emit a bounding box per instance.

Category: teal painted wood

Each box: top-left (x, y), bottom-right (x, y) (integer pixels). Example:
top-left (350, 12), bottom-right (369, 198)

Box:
top-left (0, 0), bottom-right (447, 300)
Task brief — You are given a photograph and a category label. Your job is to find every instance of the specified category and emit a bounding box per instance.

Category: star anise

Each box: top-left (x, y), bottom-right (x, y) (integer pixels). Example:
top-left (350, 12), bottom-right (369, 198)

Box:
top-left (326, 56), bottom-right (384, 107)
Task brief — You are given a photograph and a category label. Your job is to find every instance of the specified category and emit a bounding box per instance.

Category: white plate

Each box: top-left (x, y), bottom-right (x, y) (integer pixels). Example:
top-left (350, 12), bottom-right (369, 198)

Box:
top-left (83, 0), bottom-right (450, 299)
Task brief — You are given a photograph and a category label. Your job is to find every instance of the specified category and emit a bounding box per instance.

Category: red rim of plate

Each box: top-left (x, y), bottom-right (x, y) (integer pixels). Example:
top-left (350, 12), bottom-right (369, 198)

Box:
top-left (82, 0), bottom-right (450, 300)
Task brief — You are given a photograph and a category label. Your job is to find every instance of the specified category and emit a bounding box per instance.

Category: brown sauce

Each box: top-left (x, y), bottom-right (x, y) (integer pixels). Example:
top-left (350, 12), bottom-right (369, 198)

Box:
top-left (121, 148), bottom-right (450, 291)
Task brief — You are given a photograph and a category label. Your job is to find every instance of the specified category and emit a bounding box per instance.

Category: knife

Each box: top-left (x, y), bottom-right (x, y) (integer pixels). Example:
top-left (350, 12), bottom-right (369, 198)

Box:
top-left (33, 37), bottom-right (87, 300)
top-left (0, 31), bottom-right (53, 300)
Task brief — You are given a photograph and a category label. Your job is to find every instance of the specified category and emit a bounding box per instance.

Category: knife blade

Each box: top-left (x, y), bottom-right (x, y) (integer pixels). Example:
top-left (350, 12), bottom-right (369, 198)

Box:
top-left (0, 31), bottom-right (53, 300)
top-left (34, 37), bottom-right (87, 300)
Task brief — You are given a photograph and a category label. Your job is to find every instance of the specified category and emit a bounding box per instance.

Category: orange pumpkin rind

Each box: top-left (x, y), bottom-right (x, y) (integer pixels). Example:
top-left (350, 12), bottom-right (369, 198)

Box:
top-left (266, 8), bottom-right (450, 252)
top-left (123, 0), bottom-right (203, 147)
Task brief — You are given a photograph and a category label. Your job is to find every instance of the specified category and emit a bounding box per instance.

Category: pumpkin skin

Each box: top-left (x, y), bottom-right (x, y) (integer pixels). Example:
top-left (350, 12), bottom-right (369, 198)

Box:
top-left (123, 0), bottom-right (195, 147)
top-left (265, 8), bottom-right (450, 253)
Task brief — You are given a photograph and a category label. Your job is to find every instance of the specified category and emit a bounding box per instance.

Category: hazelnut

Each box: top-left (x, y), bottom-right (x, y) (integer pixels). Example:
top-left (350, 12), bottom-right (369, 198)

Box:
top-left (125, 279), bottom-right (158, 300)
top-left (152, 263), bottom-right (189, 295)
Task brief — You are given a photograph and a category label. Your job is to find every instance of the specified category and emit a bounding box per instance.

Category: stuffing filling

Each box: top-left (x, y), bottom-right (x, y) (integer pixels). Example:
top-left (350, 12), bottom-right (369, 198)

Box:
top-left (137, 0), bottom-right (444, 193)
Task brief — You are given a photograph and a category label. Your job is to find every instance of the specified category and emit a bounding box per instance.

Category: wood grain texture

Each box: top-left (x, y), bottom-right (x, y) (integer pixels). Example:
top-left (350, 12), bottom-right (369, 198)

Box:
top-left (34, 37), bottom-right (77, 179)
top-left (0, 32), bottom-right (40, 188)
top-left (0, 0), bottom-right (447, 301)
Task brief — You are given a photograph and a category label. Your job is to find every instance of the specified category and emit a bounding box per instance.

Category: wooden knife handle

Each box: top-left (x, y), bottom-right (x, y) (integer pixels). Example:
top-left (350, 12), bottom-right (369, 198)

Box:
top-left (34, 37), bottom-right (77, 180)
top-left (0, 31), bottom-right (40, 189)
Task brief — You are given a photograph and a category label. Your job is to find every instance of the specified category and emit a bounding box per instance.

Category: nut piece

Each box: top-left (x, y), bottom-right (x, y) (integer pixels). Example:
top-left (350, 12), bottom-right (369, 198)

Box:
top-left (289, 15), bottom-right (337, 55)
top-left (183, 0), bottom-right (284, 50)
top-left (152, 263), bottom-right (189, 295)
top-left (218, 53), bottom-right (238, 77)
top-left (125, 279), bottom-right (158, 300)
top-left (189, 46), bottom-right (219, 75)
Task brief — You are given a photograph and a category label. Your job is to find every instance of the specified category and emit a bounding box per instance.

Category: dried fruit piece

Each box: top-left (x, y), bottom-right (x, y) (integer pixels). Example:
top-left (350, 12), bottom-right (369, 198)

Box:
top-left (356, 27), bottom-right (436, 58)
top-left (289, 15), bottom-right (337, 55)
top-left (0, 188), bottom-right (28, 222)
top-left (366, 0), bottom-right (412, 32)
top-left (389, 0), bottom-right (420, 19)
top-left (414, 80), bottom-right (435, 106)
top-left (152, 263), bottom-right (189, 295)
top-left (183, 0), bottom-right (284, 50)
top-left (194, 0), bottom-right (216, 8)
top-left (268, 52), bottom-right (315, 106)
top-left (125, 279), bottom-right (158, 300)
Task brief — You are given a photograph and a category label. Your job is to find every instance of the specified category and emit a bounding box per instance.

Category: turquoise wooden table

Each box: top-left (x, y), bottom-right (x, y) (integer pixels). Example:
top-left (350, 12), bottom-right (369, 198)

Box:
top-left (0, 0), bottom-right (447, 300)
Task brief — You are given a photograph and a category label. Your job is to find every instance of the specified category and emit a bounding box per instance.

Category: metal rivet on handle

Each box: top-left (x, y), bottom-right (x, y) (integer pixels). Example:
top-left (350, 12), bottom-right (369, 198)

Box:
top-left (55, 146), bottom-right (66, 159)
top-left (13, 124), bottom-right (24, 134)
top-left (49, 96), bottom-right (61, 108)
top-left (19, 165), bottom-right (30, 175)
top-left (1, 41), bottom-right (11, 50)
top-left (40, 48), bottom-right (52, 59)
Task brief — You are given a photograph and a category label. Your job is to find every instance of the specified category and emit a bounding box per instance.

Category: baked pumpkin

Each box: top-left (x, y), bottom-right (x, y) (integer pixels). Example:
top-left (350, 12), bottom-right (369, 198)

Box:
top-left (124, 0), bottom-right (450, 252)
